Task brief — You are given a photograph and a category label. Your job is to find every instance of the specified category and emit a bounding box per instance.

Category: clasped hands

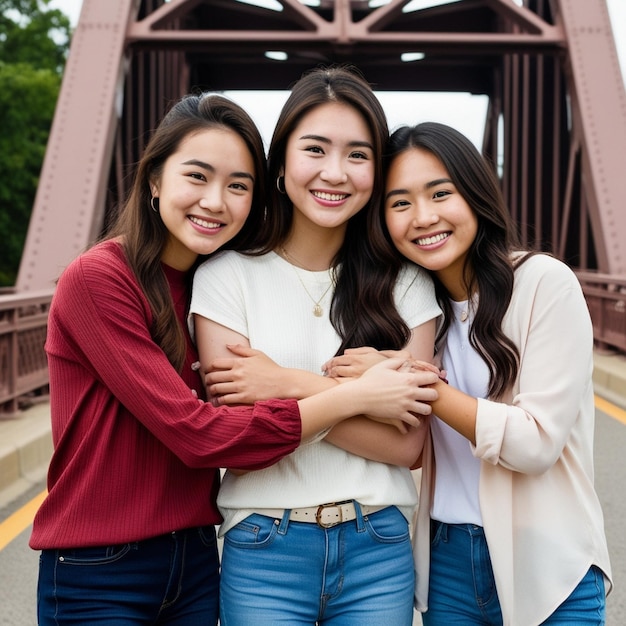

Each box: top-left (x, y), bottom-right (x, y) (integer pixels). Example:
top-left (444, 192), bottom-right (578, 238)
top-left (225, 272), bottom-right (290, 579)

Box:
top-left (321, 346), bottom-right (445, 382)
top-left (322, 347), bottom-right (445, 433)
top-left (205, 345), bottom-right (444, 432)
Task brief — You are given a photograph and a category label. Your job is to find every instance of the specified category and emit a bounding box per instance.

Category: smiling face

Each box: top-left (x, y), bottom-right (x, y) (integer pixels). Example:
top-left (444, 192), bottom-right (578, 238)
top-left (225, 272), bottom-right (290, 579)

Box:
top-left (152, 127), bottom-right (256, 271)
top-left (282, 101), bottom-right (375, 236)
top-left (384, 147), bottom-right (478, 300)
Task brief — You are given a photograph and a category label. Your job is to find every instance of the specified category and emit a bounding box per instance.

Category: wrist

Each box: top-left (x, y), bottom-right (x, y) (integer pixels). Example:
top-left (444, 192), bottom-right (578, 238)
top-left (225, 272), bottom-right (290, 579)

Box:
top-left (289, 367), bottom-right (338, 399)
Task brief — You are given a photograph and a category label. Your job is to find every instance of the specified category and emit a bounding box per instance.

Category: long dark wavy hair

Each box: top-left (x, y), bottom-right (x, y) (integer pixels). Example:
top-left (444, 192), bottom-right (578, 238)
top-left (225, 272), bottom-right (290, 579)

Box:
top-left (382, 122), bottom-right (529, 398)
top-left (258, 65), bottom-right (411, 354)
top-left (106, 94), bottom-right (267, 371)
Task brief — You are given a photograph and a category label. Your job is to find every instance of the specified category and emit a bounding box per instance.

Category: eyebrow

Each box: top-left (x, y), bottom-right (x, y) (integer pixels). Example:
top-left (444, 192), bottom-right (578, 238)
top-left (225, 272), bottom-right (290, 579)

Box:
top-left (385, 177), bottom-right (453, 201)
top-left (181, 159), bottom-right (255, 182)
top-left (426, 177), bottom-right (453, 188)
top-left (298, 134), bottom-right (374, 151)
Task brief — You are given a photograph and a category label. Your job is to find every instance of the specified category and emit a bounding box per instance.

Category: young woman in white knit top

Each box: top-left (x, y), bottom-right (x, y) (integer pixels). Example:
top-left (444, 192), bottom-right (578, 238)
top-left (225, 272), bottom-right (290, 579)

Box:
top-left (190, 67), bottom-right (442, 625)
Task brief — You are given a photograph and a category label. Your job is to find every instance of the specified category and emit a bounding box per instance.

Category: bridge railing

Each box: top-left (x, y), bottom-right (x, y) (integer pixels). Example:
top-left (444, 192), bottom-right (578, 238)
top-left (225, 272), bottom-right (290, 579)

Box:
top-left (1, 273), bottom-right (625, 414)
top-left (576, 272), bottom-right (626, 354)
top-left (0, 290), bottom-right (53, 416)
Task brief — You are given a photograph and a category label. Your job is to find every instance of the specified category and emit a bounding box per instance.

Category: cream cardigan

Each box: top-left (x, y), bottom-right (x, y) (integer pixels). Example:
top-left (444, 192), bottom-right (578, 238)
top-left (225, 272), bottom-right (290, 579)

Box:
top-left (413, 253), bottom-right (613, 626)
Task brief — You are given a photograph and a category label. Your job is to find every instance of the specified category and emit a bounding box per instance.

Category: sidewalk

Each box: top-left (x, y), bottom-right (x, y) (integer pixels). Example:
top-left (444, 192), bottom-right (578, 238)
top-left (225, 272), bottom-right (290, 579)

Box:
top-left (0, 401), bottom-right (52, 508)
top-left (2, 350), bottom-right (626, 507)
top-left (593, 350), bottom-right (626, 410)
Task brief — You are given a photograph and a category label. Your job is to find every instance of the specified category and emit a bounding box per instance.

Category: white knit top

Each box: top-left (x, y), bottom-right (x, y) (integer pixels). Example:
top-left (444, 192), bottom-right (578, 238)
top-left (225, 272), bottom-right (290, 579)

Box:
top-left (190, 251), bottom-right (441, 534)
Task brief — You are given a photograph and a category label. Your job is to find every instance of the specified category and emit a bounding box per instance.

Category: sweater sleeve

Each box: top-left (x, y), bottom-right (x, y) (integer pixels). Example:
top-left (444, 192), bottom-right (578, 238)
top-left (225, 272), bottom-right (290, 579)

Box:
top-left (49, 245), bottom-right (301, 470)
top-left (473, 255), bottom-right (594, 474)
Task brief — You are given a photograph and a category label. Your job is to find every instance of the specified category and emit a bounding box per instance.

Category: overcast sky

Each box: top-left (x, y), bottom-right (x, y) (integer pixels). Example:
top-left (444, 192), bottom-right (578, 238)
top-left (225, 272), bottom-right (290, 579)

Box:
top-left (48, 0), bottom-right (626, 148)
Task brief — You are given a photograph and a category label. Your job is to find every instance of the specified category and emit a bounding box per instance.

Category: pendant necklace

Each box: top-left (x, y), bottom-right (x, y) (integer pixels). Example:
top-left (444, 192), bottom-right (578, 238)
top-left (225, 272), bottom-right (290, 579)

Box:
top-left (280, 247), bottom-right (333, 317)
top-left (452, 298), bottom-right (470, 322)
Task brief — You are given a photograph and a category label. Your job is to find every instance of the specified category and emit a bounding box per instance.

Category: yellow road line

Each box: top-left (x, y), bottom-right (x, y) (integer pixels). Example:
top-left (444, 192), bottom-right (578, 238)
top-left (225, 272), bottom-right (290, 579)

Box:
top-left (594, 394), bottom-right (626, 425)
top-left (0, 489), bottom-right (46, 551)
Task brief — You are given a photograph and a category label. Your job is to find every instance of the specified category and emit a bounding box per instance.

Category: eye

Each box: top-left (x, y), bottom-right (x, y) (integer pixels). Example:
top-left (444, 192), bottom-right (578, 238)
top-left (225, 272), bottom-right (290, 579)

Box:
top-left (304, 145), bottom-right (324, 154)
top-left (433, 189), bottom-right (451, 200)
top-left (188, 172), bottom-right (206, 181)
top-left (349, 150), bottom-right (369, 160)
top-left (389, 199), bottom-right (410, 211)
top-left (229, 181), bottom-right (250, 192)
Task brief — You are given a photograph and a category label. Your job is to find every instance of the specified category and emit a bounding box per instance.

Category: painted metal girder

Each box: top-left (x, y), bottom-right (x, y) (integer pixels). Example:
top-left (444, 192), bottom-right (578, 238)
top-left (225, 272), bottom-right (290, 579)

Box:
top-left (15, 0), bottom-right (626, 291)
top-left (555, 0), bottom-right (626, 273)
top-left (16, 0), bottom-right (140, 291)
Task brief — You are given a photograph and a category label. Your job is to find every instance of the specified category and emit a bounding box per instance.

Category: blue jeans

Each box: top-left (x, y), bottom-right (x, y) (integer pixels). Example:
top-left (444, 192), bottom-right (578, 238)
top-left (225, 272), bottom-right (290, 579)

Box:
top-left (423, 520), bottom-right (606, 626)
top-left (37, 525), bottom-right (219, 625)
top-left (220, 504), bottom-right (415, 625)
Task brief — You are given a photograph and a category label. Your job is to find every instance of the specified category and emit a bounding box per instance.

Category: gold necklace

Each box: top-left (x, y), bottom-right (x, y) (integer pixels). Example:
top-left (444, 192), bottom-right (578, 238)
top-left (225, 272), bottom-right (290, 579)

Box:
top-left (280, 247), bottom-right (333, 317)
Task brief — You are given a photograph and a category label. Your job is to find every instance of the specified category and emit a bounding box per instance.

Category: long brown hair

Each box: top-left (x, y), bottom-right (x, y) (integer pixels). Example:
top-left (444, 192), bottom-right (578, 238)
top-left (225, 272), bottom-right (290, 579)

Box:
top-left (260, 65), bottom-right (411, 353)
top-left (106, 94), bottom-right (266, 371)
top-left (382, 122), bottom-right (525, 398)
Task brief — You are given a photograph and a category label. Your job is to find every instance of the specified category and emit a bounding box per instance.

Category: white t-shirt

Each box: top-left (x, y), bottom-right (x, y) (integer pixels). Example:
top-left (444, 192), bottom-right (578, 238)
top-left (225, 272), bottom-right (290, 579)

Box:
top-left (190, 250), bottom-right (441, 534)
top-left (430, 299), bottom-right (488, 526)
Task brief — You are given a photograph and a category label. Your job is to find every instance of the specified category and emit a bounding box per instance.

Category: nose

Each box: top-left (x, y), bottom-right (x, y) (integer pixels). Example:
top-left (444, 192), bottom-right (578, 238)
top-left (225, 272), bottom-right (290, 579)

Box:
top-left (320, 156), bottom-right (348, 185)
top-left (198, 184), bottom-right (225, 212)
top-left (412, 203), bottom-right (439, 228)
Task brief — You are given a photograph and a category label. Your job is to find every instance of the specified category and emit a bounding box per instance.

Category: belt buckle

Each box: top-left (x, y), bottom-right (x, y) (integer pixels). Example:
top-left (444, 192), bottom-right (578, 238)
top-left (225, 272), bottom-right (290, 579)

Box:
top-left (316, 502), bottom-right (342, 528)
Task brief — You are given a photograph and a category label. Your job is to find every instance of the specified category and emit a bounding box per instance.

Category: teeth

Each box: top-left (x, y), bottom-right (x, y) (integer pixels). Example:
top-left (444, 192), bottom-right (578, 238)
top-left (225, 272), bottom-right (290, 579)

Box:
top-left (417, 232), bottom-right (448, 246)
top-left (190, 216), bottom-right (222, 229)
top-left (313, 191), bottom-right (348, 201)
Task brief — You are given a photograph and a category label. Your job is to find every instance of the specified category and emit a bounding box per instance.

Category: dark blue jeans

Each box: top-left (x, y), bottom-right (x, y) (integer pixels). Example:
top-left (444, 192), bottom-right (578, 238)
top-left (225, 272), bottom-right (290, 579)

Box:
top-left (423, 520), bottom-right (606, 626)
top-left (37, 525), bottom-right (219, 625)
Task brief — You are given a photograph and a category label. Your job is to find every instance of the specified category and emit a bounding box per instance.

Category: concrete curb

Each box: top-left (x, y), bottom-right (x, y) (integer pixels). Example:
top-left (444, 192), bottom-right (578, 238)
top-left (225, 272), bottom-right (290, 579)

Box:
top-left (1, 350), bottom-right (625, 509)
top-left (0, 403), bottom-right (52, 508)
top-left (593, 351), bottom-right (626, 411)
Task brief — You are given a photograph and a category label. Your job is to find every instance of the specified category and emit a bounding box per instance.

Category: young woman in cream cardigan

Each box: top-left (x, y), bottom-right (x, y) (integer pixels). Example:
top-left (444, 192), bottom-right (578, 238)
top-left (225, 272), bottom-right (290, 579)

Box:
top-left (330, 121), bottom-right (613, 626)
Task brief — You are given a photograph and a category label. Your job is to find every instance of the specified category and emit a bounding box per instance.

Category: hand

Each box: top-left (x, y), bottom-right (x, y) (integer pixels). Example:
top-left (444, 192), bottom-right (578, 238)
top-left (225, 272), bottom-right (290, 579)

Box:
top-left (349, 358), bottom-right (439, 429)
top-left (365, 414), bottom-right (412, 434)
top-left (407, 359), bottom-right (447, 382)
top-left (205, 344), bottom-right (286, 405)
top-left (322, 347), bottom-right (412, 378)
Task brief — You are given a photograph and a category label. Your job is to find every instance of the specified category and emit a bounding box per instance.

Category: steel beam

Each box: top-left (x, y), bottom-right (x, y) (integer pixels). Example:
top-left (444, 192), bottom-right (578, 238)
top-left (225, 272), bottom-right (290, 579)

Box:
top-left (16, 0), bottom-right (141, 291)
top-left (555, 0), bottom-right (626, 273)
top-left (14, 0), bottom-right (626, 290)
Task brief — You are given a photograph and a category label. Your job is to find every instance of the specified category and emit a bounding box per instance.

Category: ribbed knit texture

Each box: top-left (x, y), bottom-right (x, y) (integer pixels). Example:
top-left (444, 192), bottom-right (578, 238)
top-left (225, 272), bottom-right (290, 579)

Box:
top-left (30, 240), bottom-right (300, 550)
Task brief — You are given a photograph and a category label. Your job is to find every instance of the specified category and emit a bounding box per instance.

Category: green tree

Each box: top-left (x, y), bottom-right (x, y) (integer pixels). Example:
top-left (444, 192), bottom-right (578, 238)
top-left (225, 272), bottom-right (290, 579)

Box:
top-left (0, 0), bottom-right (70, 286)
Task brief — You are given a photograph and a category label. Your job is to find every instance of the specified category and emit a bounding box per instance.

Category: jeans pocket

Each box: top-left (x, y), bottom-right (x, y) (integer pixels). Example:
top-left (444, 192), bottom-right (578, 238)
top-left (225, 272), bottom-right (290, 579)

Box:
top-left (223, 514), bottom-right (280, 549)
top-left (55, 543), bottom-right (133, 566)
top-left (430, 519), bottom-right (444, 547)
top-left (364, 506), bottom-right (411, 544)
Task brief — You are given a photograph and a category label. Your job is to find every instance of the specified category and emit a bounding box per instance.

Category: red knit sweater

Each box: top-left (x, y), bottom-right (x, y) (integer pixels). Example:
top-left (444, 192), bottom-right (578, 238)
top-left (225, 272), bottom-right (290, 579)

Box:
top-left (30, 240), bottom-right (300, 549)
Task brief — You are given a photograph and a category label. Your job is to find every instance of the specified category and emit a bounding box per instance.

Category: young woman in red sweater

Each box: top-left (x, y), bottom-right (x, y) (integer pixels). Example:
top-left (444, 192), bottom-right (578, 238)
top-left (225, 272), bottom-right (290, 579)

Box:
top-left (30, 93), bottom-right (439, 625)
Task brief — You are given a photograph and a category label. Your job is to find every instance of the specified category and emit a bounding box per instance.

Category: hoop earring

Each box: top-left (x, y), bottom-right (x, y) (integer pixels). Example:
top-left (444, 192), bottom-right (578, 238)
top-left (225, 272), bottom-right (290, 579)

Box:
top-left (276, 176), bottom-right (286, 195)
top-left (150, 197), bottom-right (159, 212)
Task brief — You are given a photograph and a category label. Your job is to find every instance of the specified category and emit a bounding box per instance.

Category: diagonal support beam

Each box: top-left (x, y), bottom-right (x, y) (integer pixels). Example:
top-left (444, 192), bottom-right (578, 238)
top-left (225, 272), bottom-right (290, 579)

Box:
top-left (556, 0), bottom-right (626, 273)
top-left (17, 0), bottom-right (140, 291)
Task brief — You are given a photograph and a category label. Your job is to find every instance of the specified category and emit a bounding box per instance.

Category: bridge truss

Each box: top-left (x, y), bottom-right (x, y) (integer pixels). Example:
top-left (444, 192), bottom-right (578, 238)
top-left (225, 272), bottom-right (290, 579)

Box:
top-left (2, 0), bottom-right (626, 411)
